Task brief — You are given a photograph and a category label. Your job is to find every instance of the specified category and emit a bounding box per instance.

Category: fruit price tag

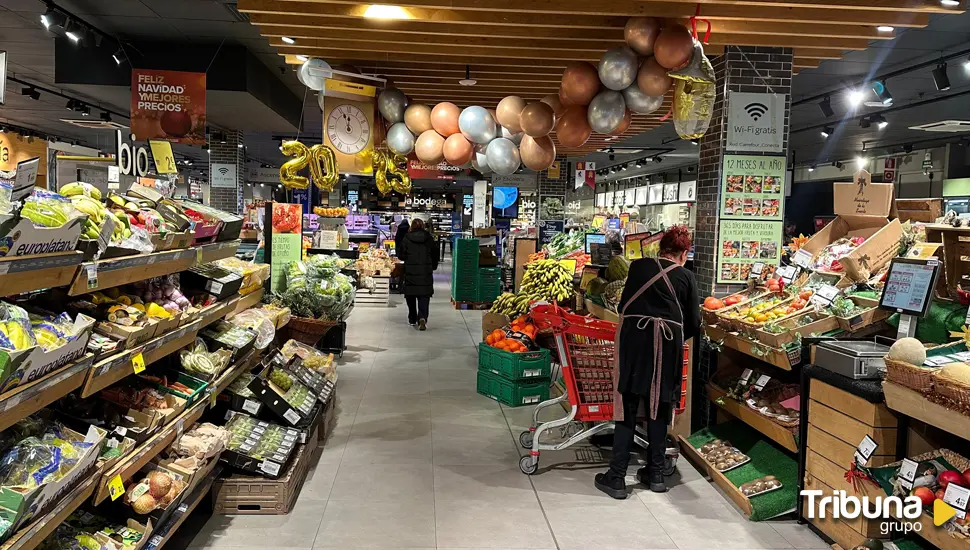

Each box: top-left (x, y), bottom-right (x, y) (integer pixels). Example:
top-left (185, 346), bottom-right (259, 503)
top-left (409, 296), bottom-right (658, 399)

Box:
top-left (810, 284), bottom-right (840, 306)
top-left (195, 248), bottom-right (203, 264)
top-left (283, 409), bottom-right (301, 425)
top-left (854, 434), bottom-right (878, 466)
top-left (242, 399), bottom-right (260, 414)
top-left (108, 475), bottom-right (125, 501)
top-left (897, 458), bottom-right (919, 490)
top-left (177, 503), bottom-right (189, 513)
top-left (86, 264), bottom-right (98, 289)
top-left (176, 419), bottom-right (184, 438)
top-left (208, 387), bottom-right (217, 407)
top-left (740, 369), bottom-right (754, 383)
top-left (776, 265), bottom-right (799, 285)
top-left (131, 353), bottom-right (146, 374)
top-left (750, 263), bottom-right (764, 278)
top-left (753, 374), bottom-right (771, 391)
top-left (259, 460), bottom-right (281, 476)
top-left (792, 248), bottom-right (813, 268)
top-left (944, 483), bottom-right (970, 519)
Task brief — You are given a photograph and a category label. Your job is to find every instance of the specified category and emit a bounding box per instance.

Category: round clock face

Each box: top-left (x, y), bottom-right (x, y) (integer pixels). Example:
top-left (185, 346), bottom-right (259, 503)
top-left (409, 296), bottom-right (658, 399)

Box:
top-left (327, 104), bottom-right (370, 155)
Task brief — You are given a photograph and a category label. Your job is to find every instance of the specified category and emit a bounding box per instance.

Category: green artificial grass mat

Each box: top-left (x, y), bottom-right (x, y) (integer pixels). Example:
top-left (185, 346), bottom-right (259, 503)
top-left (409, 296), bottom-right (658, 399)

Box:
top-left (893, 535), bottom-right (937, 550)
top-left (686, 420), bottom-right (798, 521)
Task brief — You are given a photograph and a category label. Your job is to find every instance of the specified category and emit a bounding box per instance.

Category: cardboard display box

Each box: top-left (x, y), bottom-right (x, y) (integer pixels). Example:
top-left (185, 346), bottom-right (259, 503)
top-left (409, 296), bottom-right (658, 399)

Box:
top-left (0, 313), bottom-right (95, 392)
top-left (0, 216), bottom-right (84, 258)
top-left (481, 312), bottom-right (511, 341)
top-left (96, 319), bottom-right (158, 349)
top-left (802, 170), bottom-right (902, 283)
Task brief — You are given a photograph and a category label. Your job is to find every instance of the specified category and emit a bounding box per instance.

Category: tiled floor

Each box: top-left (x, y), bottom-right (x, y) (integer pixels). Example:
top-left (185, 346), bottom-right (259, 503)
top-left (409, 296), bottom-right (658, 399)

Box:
top-left (190, 262), bottom-right (829, 550)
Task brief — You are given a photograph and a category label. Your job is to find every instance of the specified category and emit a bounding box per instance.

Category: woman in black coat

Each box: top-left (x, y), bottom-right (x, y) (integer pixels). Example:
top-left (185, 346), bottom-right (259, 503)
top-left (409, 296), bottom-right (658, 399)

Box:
top-left (595, 225), bottom-right (700, 498)
top-left (397, 218), bottom-right (439, 330)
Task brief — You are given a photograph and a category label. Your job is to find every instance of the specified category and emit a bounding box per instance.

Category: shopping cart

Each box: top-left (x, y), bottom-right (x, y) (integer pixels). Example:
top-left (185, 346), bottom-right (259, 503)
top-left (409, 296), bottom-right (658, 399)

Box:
top-left (517, 303), bottom-right (682, 476)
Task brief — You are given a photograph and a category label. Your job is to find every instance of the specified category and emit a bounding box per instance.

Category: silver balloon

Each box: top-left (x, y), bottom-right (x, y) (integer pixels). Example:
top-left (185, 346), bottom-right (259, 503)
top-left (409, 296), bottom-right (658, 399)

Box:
top-left (587, 91), bottom-right (627, 134)
top-left (458, 106), bottom-right (498, 144)
top-left (298, 58), bottom-right (330, 92)
top-left (386, 122), bottom-right (415, 155)
top-left (485, 138), bottom-right (520, 176)
top-left (501, 126), bottom-right (523, 145)
top-left (472, 144), bottom-right (491, 174)
top-left (622, 84), bottom-right (664, 114)
top-left (598, 46), bottom-right (639, 91)
top-left (378, 87), bottom-right (408, 123)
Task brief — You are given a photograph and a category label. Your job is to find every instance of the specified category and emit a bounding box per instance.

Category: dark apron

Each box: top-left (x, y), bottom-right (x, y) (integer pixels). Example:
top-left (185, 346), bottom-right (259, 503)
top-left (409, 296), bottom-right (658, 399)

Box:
top-left (611, 259), bottom-right (684, 421)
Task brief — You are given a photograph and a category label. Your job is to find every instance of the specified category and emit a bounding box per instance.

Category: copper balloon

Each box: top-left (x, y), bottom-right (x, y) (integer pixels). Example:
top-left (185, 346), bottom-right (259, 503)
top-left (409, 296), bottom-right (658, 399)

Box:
top-left (404, 104), bottom-right (433, 134)
top-left (430, 102), bottom-right (461, 136)
top-left (554, 105), bottom-right (593, 148)
top-left (415, 129), bottom-right (445, 164)
top-left (519, 102), bottom-right (556, 137)
top-left (560, 62), bottom-right (600, 107)
top-left (638, 57), bottom-right (673, 97)
top-left (496, 96), bottom-right (527, 133)
top-left (442, 133), bottom-right (474, 166)
top-left (609, 109), bottom-right (633, 136)
top-left (624, 17), bottom-right (662, 56)
top-left (654, 24), bottom-right (694, 70)
top-left (541, 94), bottom-right (566, 117)
top-left (519, 135), bottom-right (557, 171)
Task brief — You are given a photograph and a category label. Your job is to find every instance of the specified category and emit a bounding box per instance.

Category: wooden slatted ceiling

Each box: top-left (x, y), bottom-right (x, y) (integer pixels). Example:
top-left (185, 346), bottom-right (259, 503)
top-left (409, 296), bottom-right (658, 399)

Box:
top-left (237, 0), bottom-right (963, 153)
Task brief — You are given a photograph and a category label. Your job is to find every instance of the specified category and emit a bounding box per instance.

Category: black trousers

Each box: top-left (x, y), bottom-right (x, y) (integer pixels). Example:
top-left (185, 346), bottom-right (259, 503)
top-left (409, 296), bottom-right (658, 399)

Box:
top-left (406, 295), bottom-right (430, 323)
top-left (608, 393), bottom-right (672, 479)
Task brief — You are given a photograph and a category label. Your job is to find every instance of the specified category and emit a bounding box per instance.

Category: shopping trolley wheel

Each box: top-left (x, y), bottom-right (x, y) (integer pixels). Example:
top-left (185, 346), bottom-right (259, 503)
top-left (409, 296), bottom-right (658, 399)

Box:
top-left (519, 430), bottom-right (534, 449)
top-left (519, 455), bottom-right (538, 475)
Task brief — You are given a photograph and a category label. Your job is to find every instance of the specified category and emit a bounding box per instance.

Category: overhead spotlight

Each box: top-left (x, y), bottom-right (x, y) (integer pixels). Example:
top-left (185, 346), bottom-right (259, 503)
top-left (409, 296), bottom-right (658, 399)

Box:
top-left (871, 113), bottom-right (888, 129)
top-left (690, 139), bottom-right (698, 145)
top-left (206, 149), bottom-right (211, 154)
top-left (40, 6), bottom-right (55, 28)
top-left (653, 155), bottom-right (663, 163)
top-left (933, 62), bottom-right (951, 91)
top-left (818, 96), bottom-right (834, 118)
top-left (620, 164), bottom-right (628, 170)
top-left (296, 55), bottom-right (308, 62)
top-left (808, 165), bottom-right (816, 172)
top-left (609, 167), bottom-right (617, 174)
top-left (459, 65), bottom-right (477, 86)
top-left (941, 0), bottom-right (960, 6)
top-left (636, 159), bottom-right (645, 167)
top-left (100, 111), bottom-right (111, 122)
top-left (112, 48), bottom-right (125, 65)
top-left (21, 87), bottom-right (40, 100)
top-left (847, 89), bottom-right (866, 107)
top-left (281, 36), bottom-right (296, 45)
top-left (26, 135), bottom-right (35, 144)
top-left (903, 143), bottom-right (914, 153)
top-left (65, 99), bottom-right (75, 111)
top-left (363, 4), bottom-right (412, 19)
top-left (856, 156), bottom-right (869, 168)
top-left (79, 104), bottom-right (90, 116)
top-left (834, 161), bottom-right (844, 169)
top-left (859, 117), bottom-right (871, 129)
top-left (237, 143), bottom-right (244, 148)
top-left (871, 80), bottom-right (893, 105)
top-left (821, 125), bottom-right (834, 138)
top-left (876, 25), bottom-right (895, 32)
top-left (64, 20), bottom-right (83, 43)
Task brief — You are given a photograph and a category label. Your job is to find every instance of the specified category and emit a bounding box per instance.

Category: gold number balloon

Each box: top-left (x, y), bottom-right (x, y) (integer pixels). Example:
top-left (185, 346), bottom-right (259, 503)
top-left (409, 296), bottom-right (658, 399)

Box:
top-left (387, 153), bottom-right (411, 195)
top-left (308, 144), bottom-right (339, 191)
top-left (371, 151), bottom-right (393, 196)
top-left (279, 140), bottom-right (310, 189)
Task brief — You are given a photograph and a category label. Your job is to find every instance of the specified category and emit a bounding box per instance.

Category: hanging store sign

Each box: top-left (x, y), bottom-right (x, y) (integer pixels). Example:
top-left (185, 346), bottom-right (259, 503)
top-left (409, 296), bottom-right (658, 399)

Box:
top-left (635, 186), bottom-right (648, 206)
top-left (624, 188), bottom-right (636, 206)
top-left (211, 163), bottom-right (237, 189)
top-left (720, 154), bottom-right (786, 221)
top-left (648, 184), bottom-right (664, 205)
top-left (492, 173), bottom-right (536, 188)
top-left (679, 180), bottom-right (696, 202)
top-left (406, 156), bottom-right (466, 180)
top-left (726, 92), bottom-right (787, 153)
top-left (130, 69), bottom-right (206, 146)
top-left (574, 161), bottom-right (595, 189)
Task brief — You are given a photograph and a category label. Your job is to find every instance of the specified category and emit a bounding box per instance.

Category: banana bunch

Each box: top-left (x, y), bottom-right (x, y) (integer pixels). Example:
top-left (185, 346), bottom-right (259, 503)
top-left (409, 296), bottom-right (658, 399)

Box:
top-left (520, 259), bottom-right (573, 303)
top-left (70, 194), bottom-right (108, 240)
top-left (60, 181), bottom-right (102, 200)
top-left (489, 292), bottom-right (532, 317)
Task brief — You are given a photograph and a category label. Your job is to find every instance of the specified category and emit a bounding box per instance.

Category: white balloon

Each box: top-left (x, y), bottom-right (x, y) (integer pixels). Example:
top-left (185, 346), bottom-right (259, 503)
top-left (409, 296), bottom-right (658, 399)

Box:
top-left (386, 122), bottom-right (415, 155)
top-left (485, 138), bottom-right (520, 176)
top-left (458, 106), bottom-right (498, 144)
top-left (298, 58), bottom-right (330, 92)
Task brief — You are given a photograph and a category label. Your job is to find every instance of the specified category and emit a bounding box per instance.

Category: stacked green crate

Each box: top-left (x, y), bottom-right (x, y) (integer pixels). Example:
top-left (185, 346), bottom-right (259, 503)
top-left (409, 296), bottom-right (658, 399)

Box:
top-left (476, 267), bottom-right (502, 303)
top-left (451, 238), bottom-right (480, 302)
top-left (476, 343), bottom-right (551, 407)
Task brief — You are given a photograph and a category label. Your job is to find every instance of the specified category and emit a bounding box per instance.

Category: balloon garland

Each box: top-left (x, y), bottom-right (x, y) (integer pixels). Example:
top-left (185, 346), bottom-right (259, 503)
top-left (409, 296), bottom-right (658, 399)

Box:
top-left (279, 140), bottom-right (340, 191)
top-left (367, 149), bottom-right (412, 196)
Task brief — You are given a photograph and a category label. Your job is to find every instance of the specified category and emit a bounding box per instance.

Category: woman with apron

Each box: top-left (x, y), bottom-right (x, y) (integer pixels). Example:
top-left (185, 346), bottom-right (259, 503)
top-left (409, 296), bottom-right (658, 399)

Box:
top-left (595, 225), bottom-right (700, 498)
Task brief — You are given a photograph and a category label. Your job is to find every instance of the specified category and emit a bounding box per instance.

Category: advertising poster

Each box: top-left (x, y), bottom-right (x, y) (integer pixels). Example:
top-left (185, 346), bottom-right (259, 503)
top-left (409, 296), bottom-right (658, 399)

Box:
top-left (406, 156), bottom-right (466, 180)
top-left (726, 92), bottom-right (787, 153)
top-left (130, 69), bottom-right (206, 145)
top-left (716, 219), bottom-right (783, 283)
top-left (539, 219), bottom-right (565, 245)
top-left (492, 186), bottom-right (519, 218)
top-left (720, 154), bottom-right (786, 221)
top-left (292, 188), bottom-right (311, 215)
top-left (539, 195), bottom-right (565, 220)
top-left (270, 203), bottom-right (303, 293)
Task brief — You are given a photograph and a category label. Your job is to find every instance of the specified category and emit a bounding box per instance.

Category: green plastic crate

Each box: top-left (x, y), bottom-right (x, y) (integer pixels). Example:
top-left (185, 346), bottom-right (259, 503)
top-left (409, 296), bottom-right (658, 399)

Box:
top-left (476, 370), bottom-right (550, 407)
top-left (478, 343), bottom-right (551, 381)
top-left (476, 285), bottom-right (500, 303)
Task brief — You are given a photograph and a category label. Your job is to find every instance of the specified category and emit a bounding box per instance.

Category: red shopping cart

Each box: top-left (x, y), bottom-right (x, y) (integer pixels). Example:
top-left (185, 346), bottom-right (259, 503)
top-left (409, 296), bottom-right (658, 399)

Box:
top-left (517, 303), bottom-right (683, 475)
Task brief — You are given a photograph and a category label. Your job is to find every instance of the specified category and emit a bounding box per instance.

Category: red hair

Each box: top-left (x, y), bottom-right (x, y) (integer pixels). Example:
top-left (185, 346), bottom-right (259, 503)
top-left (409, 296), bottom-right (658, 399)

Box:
top-left (659, 225), bottom-right (693, 257)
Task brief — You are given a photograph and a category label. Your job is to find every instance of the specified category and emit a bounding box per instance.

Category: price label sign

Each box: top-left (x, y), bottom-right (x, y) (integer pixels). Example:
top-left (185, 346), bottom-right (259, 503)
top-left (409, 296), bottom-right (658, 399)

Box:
top-left (86, 264), bottom-right (98, 289)
top-left (944, 483), bottom-right (970, 520)
top-left (753, 374), bottom-right (771, 391)
top-left (750, 262), bottom-right (764, 279)
top-left (195, 247), bottom-right (203, 264)
top-left (776, 265), bottom-right (799, 285)
top-left (108, 475), bottom-right (125, 501)
top-left (810, 284), bottom-right (841, 306)
top-left (740, 369), bottom-right (754, 383)
top-left (792, 248), bottom-right (813, 268)
top-left (131, 353), bottom-right (146, 374)
top-left (854, 434), bottom-right (879, 466)
top-left (897, 458), bottom-right (919, 490)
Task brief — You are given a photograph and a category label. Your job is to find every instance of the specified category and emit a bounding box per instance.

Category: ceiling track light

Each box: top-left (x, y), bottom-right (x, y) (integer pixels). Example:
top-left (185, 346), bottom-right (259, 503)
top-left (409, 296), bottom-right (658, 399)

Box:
top-left (100, 111), bottom-right (111, 122)
top-left (871, 113), bottom-right (888, 129)
top-left (280, 36), bottom-right (295, 45)
top-left (871, 80), bottom-right (893, 105)
top-left (808, 165), bottom-right (816, 172)
top-left (112, 48), bottom-right (125, 65)
top-left (819, 96), bottom-right (834, 118)
top-left (821, 125), bottom-right (834, 138)
top-left (64, 19), bottom-right (82, 43)
top-left (933, 62), bottom-right (951, 91)
top-left (21, 87), bottom-right (40, 100)
top-left (65, 99), bottom-right (75, 111)
top-left (847, 89), bottom-right (866, 107)
top-left (80, 104), bottom-right (90, 116)
top-left (941, 0), bottom-right (960, 6)
top-left (859, 117), bottom-right (871, 129)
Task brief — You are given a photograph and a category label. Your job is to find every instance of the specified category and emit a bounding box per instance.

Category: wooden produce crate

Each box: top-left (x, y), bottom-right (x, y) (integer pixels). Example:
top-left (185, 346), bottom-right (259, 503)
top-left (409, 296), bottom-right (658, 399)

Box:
top-left (355, 275), bottom-right (390, 307)
top-left (924, 224), bottom-right (970, 300)
top-left (707, 384), bottom-right (798, 453)
top-left (754, 311), bottom-right (838, 348)
top-left (701, 289), bottom-right (766, 325)
top-left (212, 421), bottom-right (319, 515)
top-left (677, 435), bottom-right (753, 517)
top-left (895, 198), bottom-right (942, 224)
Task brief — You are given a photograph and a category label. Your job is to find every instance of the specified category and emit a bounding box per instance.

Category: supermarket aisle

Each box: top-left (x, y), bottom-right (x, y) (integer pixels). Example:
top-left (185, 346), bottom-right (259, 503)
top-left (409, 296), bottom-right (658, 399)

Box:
top-left (190, 261), bottom-right (829, 550)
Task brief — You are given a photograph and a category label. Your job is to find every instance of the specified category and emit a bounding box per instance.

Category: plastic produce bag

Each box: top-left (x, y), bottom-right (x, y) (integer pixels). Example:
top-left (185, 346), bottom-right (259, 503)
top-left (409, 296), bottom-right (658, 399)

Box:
top-left (229, 310), bottom-right (276, 350)
top-left (671, 41), bottom-right (716, 141)
top-left (116, 225), bottom-right (155, 254)
top-left (21, 189), bottom-right (74, 228)
top-left (0, 302), bottom-right (38, 351)
top-left (0, 182), bottom-right (13, 215)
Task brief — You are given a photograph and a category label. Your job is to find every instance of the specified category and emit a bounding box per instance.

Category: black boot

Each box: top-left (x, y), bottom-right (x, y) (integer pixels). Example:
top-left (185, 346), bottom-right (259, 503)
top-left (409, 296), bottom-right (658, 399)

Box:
top-left (594, 472), bottom-right (627, 500)
top-left (636, 467), bottom-right (667, 493)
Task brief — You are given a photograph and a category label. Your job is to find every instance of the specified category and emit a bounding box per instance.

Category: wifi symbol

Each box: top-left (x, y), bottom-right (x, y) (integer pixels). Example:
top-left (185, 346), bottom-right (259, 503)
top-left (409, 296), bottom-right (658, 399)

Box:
top-left (745, 103), bottom-right (768, 121)
top-left (218, 167), bottom-right (230, 175)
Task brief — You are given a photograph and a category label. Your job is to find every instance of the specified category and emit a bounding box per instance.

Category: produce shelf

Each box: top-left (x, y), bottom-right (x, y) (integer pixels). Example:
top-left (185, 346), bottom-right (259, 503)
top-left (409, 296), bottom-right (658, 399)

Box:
top-left (209, 349), bottom-right (259, 397)
top-left (227, 287), bottom-right (265, 318)
top-left (142, 464), bottom-right (223, 550)
top-left (0, 476), bottom-right (98, 550)
top-left (197, 240), bottom-right (241, 265)
top-left (0, 252), bottom-right (84, 296)
top-left (68, 249), bottom-right (197, 296)
top-left (883, 381), bottom-right (970, 441)
top-left (677, 435), bottom-right (754, 516)
top-left (906, 511), bottom-right (970, 550)
top-left (707, 383), bottom-right (799, 453)
top-left (93, 397), bottom-right (208, 504)
top-left (81, 320), bottom-right (202, 398)
top-left (0, 354), bottom-right (95, 432)
top-left (198, 298), bottom-right (238, 327)
top-left (704, 325), bottom-right (797, 371)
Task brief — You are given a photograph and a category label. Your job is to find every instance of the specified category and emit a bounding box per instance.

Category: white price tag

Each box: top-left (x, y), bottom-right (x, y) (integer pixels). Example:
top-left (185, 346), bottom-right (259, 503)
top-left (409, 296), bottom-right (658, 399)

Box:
top-left (944, 483), bottom-right (970, 520)
top-left (963, 304), bottom-right (970, 327)
top-left (793, 248), bottom-right (813, 268)
top-left (283, 409), bottom-right (301, 425)
top-left (897, 458), bottom-right (918, 490)
top-left (176, 419), bottom-right (184, 438)
top-left (209, 281), bottom-right (224, 295)
top-left (259, 460), bottom-right (281, 476)
top-left (86, 264), bottom-right (99, 289)
top-left (177, 503), bottom-right (189, 513)
top-left (242, 399), bottom-right (260, 414)
top-left (854, 435), bottom-right (879, 466)
top-left (753, 374), bottom-right (771, 391)
top-left (811, 284), bottom-right (841, 306)
top-left (776, 265), bottom-right (798, 285)
top-left (750, 262), bottom-right (764, 278)
top-left (740, 369), bottom-right (754, 383)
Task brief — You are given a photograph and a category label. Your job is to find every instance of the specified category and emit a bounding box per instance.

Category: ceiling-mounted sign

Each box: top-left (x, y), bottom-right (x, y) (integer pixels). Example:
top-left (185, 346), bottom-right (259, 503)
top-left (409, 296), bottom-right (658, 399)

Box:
top-left (595, 193), bottom-right (605, 208)
top-left (635, 186), bottom-right (648, 206)
top-left (726, 92), bottom-right (787, 153)
top-left (547, 161), bottom-right (561, 180)
top-left (663, 183), bottom-right (679, 203)
top-left (130, 69), bottom-right (206, 146)
top-left (648, 184), bottom-right (664, 205)
top-left (247, 165), bottom-right (279, 184)
top-left (211, 163), bottom-right (237, 188)
top-left (492, 173), bottom-right (536, 188)
top-left (625, 188), bottom-right (636, 206)
top-left (322, 97), bottom-right (375, 175)
top-left (679, 180), bottom-right (696, 202)
top-left (407, 156), bottom-right (466, 180)
top-left (574, 161), bottom-right (595, 189)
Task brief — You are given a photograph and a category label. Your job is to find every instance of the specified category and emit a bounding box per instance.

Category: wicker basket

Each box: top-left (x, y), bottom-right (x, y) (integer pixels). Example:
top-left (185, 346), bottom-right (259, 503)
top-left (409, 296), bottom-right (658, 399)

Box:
top-left (933, 371), bottom-right (970, 412)
top-left (884, 358), bottom-right (938, 394)
top-left (280, 316), bottom-right (338, 346)
top-left (746, 383), bottom-right (801, 429)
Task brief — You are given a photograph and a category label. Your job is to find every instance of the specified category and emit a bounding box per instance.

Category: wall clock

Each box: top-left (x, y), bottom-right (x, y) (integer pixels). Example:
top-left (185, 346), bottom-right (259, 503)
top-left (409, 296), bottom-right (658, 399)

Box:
top-left (327, 104), bottom-right (370, 155)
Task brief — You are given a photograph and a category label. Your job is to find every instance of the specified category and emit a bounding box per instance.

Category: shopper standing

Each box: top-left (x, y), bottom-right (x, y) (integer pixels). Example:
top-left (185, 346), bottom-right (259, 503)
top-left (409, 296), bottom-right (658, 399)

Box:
top-left (398, 218), bottom-right (439, 330)
top-left (393, 218), bottom-right (410, 294)
top-left (595, 225), bottom-right (700, 498)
